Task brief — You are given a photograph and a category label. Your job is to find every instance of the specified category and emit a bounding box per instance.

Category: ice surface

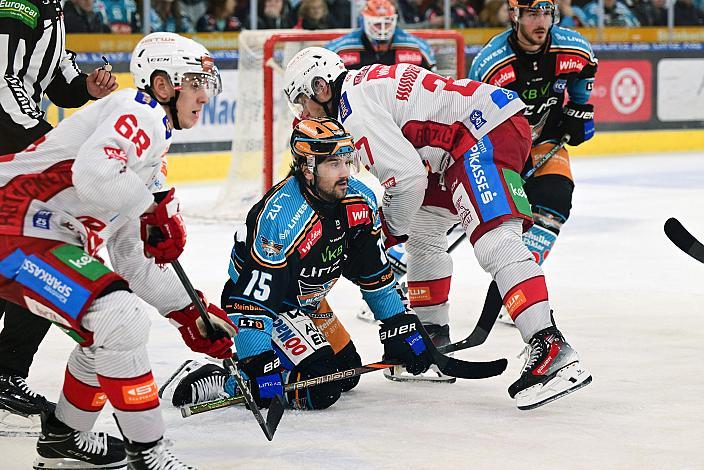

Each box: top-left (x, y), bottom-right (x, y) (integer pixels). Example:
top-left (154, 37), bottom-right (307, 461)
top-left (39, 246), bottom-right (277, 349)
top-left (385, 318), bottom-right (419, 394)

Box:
top-left (2, 152), bottom-right (703, 469)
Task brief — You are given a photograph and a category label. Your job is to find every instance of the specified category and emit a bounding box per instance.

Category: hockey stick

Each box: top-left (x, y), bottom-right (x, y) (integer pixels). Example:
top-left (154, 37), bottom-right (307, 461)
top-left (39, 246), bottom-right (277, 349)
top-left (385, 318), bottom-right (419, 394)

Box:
top-left (181, 361), bottom-right (398, 417)
top-left (438, 137), bottom-right (572, 354)
top-left (171, 260), bottom-right (285, 441)
top-left (664, 218), bottom-right (704, 263)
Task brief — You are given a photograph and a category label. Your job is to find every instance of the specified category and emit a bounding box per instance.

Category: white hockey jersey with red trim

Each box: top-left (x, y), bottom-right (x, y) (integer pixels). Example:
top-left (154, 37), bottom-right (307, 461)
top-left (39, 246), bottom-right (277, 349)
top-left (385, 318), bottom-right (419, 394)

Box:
top-left (338, 63), bottom-right (526, 237)
top-left (0, 88), bottom-right (191, 314)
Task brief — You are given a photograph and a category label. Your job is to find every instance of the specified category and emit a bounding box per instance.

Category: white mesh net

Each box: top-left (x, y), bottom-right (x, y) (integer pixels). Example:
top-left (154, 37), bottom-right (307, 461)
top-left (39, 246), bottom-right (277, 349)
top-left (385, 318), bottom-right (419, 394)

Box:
top-left (201, 29), bottom-right (463, 222)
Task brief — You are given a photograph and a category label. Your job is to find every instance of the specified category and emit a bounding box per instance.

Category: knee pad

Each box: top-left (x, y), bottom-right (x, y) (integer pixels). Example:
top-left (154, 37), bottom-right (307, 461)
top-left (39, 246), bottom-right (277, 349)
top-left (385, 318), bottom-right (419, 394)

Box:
top-left (333, 341), bottom-right (362, 392)
top-left (88, 291), bottom-right (151, 352)
top-left (473, 219), bottom-right (533, 277)
top-left (286, 351), bottom-right (343, 410)
top-left (524, 174), bottom-right (574, 222)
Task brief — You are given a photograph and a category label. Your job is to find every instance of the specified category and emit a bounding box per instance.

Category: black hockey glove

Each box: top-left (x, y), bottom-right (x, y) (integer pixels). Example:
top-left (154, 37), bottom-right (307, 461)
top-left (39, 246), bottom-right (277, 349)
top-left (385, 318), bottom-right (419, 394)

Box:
top-left (287, 352), bottom-right (343, 410)
top-left (560, 101), bottom-right (595, 146)
top-left (238, 350), bottom-right (283, 408)
top-left (379, 313), bottom-right (433, 375)
top-left (333, 340), bottom-right (363, 392)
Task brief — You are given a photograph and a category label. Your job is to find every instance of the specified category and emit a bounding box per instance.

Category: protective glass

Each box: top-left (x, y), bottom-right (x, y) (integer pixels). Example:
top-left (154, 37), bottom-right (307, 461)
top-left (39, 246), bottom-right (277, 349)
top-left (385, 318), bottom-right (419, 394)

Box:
top-left (178, 71), bottom-right (223, 98)
top-left (513, 3), bottom-right (559, 25)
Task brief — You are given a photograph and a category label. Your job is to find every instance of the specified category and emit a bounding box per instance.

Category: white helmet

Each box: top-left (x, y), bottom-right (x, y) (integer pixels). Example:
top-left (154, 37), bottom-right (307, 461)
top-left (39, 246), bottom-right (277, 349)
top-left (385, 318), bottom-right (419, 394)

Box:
top-left (283, 47), bottom-right (346, 118)
top-left (130, 32), bottom-right (222, 98)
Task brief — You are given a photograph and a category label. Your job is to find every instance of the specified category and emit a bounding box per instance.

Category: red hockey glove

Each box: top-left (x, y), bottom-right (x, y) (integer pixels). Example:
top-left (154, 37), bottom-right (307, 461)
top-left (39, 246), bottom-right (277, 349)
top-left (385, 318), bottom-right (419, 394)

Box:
top-left (166, 291), bottom-right (237, 359)
top-left (379, 207), bottom-right (408, 250)
top-left (140, 188), bottom-right (186, 264)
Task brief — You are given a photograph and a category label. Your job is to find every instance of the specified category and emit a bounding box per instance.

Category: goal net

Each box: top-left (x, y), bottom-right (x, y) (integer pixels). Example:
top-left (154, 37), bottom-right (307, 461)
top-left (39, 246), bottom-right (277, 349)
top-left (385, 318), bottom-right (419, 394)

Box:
top-left (206, 28), bottom-right (465, 221)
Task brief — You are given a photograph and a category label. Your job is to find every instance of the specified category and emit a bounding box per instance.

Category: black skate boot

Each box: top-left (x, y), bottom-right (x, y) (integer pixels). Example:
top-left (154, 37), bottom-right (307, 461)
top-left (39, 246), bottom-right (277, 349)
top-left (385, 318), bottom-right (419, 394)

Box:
top-left (0, 375), bottom-right (53, 436)
top-left (33, 411), bottom-right (126, 469)
top-left (125, 437), bottom-right (197, 470)
top-left (508, 326), bottom-right (592, 410)
top-left (170, 363), bottom-right (228, 407)
top-left (383, 324), bottom-right (456, 383)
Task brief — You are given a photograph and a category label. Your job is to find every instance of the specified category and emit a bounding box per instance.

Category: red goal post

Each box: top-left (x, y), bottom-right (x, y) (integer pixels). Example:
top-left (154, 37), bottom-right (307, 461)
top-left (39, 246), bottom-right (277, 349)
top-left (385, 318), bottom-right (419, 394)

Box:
top-left (261, 30), bottom-right (466, 193)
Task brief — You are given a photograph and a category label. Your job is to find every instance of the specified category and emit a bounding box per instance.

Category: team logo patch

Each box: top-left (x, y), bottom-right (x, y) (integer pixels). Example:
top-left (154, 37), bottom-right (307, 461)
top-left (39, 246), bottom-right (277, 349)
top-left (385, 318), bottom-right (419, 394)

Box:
top-left (339, 92), bottom-right (352, 123)
top-left (463, 136), bottom-right (511, 222)
top-left (553, 79), bottom-right (567, 93)
top-left (490, 88), bottom-right (518, 110)
top-left (32, 210), bottom-right (52, 230)
top-left (15, 255), bottom-right (90, 319)
top-left (260, 236), bottom-right (283, 257)
top-left (297, 279), bottom-right (336, 307)
top-left (298, 220), bottom-right (323, 258)
top-left (134, 91), bottom-right (157, 108)
top-left (346, 203), bottom-right (370, 227)
top-left (469, 110), bottom-right (487, 130)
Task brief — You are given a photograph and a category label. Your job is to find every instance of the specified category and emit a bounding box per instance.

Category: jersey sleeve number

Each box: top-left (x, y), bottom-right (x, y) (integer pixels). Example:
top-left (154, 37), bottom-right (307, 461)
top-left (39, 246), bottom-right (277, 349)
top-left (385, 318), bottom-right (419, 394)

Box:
top-left (243, 270), bottom-right (272, 301)
top-left (114, 114), bottom-right (151, 157)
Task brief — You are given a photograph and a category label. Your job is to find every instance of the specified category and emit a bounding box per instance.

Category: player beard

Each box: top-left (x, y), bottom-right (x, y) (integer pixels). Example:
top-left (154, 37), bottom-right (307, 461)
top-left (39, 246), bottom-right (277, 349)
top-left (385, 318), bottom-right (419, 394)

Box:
top-left (519, 24), bottom-right (548, 47)
top-left (316, 177), bottom-right (348, 202)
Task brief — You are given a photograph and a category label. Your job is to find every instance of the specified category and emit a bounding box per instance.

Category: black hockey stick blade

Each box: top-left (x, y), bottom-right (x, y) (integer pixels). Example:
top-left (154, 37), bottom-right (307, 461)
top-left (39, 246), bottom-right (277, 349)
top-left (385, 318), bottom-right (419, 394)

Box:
top-left (429, 346), bottom-right (507, 379)
top-left (438, 281), bottom-right (502, 354)
top-left (664, 218), bottom-right (704, 263)
top-left (171, 260), bottom-right (284, 441)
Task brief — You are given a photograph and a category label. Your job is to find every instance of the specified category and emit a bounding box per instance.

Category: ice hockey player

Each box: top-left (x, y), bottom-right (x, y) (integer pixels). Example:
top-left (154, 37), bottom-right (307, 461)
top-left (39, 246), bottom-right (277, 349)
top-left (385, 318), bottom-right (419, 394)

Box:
top-left (0, 0), bottom-right (118, 433)
top-left (282, 47), bottom-right (592, 410)
top-left (0, 32), bottom-right (236, 469)
top-left (174, 117), bottom-right (441, 411)
top-left (469, 0), bottom-right (597, 275)
top-left (325, 0), bottom-right (436, 72)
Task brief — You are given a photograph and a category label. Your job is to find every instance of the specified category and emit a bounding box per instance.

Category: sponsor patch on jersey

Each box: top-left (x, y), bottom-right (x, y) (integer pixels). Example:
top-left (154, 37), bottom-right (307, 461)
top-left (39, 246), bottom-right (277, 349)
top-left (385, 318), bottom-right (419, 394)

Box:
top-left (502, 169), bottom-right (532, 217)
top-left (354, 65), bottom-right (371, 85)
top-left (15, 255), bottom-right (90, 319)
top-left (339, 92), bottom-right (352, 123)
top-left (346, 203), bottom-right (370, 227)
top-left (408, 285), bottom-right (431, 302)
top-left (553, 79), bottom-right (567, 93)
top-left (489, 65), bottom-right (516, 87)
top-left (32, 210), bottom-right (52, 230)
top-left (52, 245), bottom-right (111, 281)
top-left (381, 176), bottom-right (396, 188)
top-left (23, 296), bottom-right (71, 328)
top-left (237, 316), bottom-right (266, 330)
top-left (452, 184), bottom-right (479, 235)
top-left (463, 136), bottom-right (511, 222)
top-left (135, 91), bottom-right (157, 108)
top-left (396, 65), bottom-right (420, 101)
top-left (103, 147), bottom-right (128, 168)
top-left (339, 51), bottom-right (360, 66)
top-left (298, 220), bottom-right (323, 258)
top-left (395, 49), bottom-right (422, 65)
top-left (469, 110), bottom-right (487, 130)
top-left (0, 0), bottom-right (39, 29)
top-left (272, 316), bottom-right (309, 356)
top-left (505, 289), bottom-right (526, 317)
top-left (555, 54), bottom-right (587, 74)
top-left (490, 88), bottom-right (518, 110)
top-left (260, 236), bottom-right (283, 257)
top-left (122, 379), bottom-right (158, 405)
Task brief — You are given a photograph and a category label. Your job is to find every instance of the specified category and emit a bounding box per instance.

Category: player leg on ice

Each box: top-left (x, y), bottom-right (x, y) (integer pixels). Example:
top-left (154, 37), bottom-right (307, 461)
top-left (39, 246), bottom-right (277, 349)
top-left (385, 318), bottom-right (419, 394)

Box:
top-left (0, 374), bottom-right (53, 436)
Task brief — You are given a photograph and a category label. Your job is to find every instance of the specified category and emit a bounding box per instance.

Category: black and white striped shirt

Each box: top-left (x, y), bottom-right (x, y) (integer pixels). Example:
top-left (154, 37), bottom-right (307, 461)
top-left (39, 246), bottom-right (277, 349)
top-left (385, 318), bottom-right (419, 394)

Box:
top-left (0, 0), bottom-right (92, 154)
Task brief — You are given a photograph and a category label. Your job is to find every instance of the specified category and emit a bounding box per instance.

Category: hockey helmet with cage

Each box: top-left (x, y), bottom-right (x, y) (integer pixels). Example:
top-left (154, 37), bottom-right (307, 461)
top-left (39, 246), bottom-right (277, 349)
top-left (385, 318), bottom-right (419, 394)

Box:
top-left (130, 33), bottom-right (222, 129)
top-left (284, 47), bottom-right (346, 119)
top-left (362, 0), bottom-right (398, 49)
top-left (290, 118), bottom-right (359, 175)
top-left (508, 0), bottom-right (559, 26)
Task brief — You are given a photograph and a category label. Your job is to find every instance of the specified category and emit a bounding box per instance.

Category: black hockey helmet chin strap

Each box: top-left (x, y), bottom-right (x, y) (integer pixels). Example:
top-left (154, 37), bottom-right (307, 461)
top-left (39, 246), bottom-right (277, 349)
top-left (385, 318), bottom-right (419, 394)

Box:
top-left (145, 86), bottom-right (183, 130)
top-left (313, 73), bottom-right (346, 119)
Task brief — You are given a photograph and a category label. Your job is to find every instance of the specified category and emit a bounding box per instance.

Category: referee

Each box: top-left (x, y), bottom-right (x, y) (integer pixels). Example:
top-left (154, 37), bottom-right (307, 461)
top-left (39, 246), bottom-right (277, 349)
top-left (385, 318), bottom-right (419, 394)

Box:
top-left (0, 0), bottom-right (117, 431)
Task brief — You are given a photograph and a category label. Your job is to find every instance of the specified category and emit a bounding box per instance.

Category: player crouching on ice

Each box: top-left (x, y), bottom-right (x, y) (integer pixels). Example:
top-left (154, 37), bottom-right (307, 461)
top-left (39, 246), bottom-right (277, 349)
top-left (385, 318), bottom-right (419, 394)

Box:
top-left (281, 47), bottom-right (592, 410)
top-left (0, 32), bottom-right (236, 469)
top-left (163, 117), bottom-right (446, 411)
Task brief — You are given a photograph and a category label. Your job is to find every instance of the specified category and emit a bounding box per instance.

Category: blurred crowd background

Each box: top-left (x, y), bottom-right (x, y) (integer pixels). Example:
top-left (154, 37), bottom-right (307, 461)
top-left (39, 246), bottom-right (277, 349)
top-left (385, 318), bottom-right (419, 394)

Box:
top-left (63, 0), bottom-right (704, 35)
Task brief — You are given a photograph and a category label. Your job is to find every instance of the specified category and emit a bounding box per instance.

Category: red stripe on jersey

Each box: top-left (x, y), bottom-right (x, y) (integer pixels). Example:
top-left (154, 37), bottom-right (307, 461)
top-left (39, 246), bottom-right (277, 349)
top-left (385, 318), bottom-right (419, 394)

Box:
top-left (97, 371), bottom-right (159, 412)
top-left (408, 276), bottom-right (451, 307)
top-left (502, 275), bottom-right (548, 320)
top-left (0, 160), bottom-right (74, 235)
top-left (62, 368), bottom-right (108, 412)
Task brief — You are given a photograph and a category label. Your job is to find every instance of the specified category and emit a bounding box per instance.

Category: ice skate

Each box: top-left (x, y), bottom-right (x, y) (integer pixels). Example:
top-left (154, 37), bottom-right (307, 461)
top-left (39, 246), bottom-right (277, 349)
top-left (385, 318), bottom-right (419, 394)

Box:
top-left (509, 326), bottom-right (592, 410)
top-left (169, 363), bottom-right (229, 407)
top-left (33, 411), bottom-right (126, 469)
top-left (159, 359), bottom-right (207, 403)
top-left (0, 375), bottom-right (53, 437)
top-left (384, 324), bottom-right (456, 383)
top-left (125, 437), bottom-right (197, 470)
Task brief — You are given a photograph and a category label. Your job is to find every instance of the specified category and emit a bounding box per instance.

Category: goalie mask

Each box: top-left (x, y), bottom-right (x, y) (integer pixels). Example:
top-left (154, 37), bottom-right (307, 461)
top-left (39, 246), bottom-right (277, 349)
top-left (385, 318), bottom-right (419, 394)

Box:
top-left (130, 32), bottom-right (222, 129)
top-left (291, 118), bottom-right (360, 177)
top-left (362, 0), bottom-right (398, 52)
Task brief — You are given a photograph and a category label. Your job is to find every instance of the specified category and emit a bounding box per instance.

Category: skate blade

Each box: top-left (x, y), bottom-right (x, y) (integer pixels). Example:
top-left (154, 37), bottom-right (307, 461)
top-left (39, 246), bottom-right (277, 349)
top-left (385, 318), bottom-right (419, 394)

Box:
top-left (0, 409), bottom-right (41, 436)
top-left (33, 456), bottom-right (127, 469)
top-left (383, 366), bottom-right (456, 384)
top-left (158, 359), bottom-right (204, 401)
top-left (355, 308), bottom-right (380, 324)
top-left (515, 362), bottom-right (592, 410)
